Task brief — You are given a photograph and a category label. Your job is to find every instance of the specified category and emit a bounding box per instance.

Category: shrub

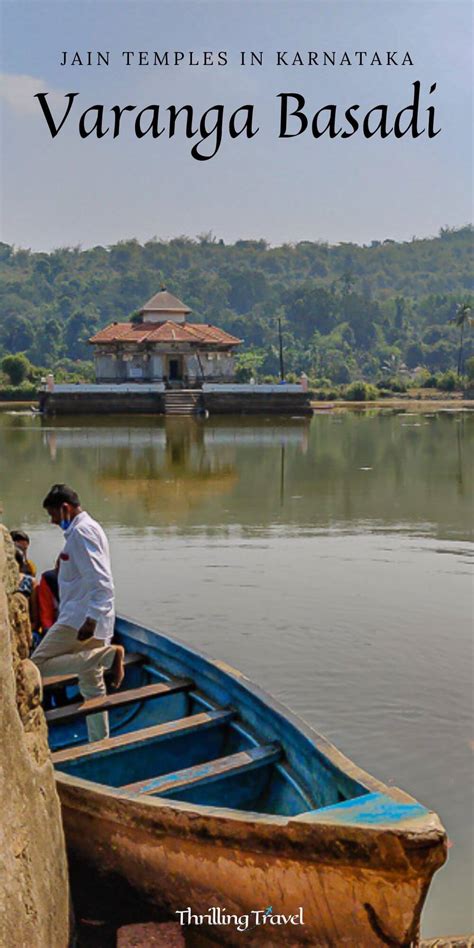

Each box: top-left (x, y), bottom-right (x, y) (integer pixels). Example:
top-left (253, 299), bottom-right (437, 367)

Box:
top-left (1, 353), bottom-right (33, 385)
top-left (380, 376), bottom-right (408, 393)
top-left (53, 359), bottom-right (95, 382)
top-left (0, 382), bottom-right (38, 400)
top-left (436, 370), bottom-right (458, 391)
top-left (308, 377), bottom-right (333, 389)
top-left (311, 387), bottom-right (341, 400)
top-left (419, 372), bottom-right (439, 389)
top-left (343, 381), bottom-right (378, 401)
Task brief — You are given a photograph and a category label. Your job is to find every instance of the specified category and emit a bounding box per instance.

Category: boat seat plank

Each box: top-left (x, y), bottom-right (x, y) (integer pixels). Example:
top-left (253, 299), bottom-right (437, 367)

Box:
top-left (45, 678), bottom-right (194, 726)
top-left (52, 709), bottom-right (235, 764)
top-left (122, 743), bottom-right (281, 797)
top-left (43, 652), bottom-right (145, 690)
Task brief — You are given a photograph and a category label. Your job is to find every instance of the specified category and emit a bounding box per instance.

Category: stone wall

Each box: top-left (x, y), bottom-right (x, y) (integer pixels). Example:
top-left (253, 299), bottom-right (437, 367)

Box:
top-left (41, 390), bottom-right (166, 415)
top-left (202, 391), bottom-right (313, 415)
top-left (0, 526), bottom-right (69, 947)
top-left (40, 390), bottom-right (312, 415)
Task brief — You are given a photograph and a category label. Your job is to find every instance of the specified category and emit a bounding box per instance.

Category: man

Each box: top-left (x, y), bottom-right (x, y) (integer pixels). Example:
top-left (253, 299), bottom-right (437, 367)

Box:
top-left (32, 484), bottom-right (124, 742)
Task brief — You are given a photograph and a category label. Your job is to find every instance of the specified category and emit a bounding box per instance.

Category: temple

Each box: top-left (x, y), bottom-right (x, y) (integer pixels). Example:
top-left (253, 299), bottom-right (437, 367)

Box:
top-left (89, 289), bottom-right (242, 387)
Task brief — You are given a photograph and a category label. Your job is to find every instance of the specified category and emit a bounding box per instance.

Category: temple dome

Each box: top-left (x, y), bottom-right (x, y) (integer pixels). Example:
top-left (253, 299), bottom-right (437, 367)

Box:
top-left (140, 289), bottom-right (191, 324)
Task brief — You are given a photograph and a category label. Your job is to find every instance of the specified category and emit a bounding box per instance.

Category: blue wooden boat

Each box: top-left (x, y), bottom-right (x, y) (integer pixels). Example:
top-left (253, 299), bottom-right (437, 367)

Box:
top-left (45, 617), bottom-right (447, 946)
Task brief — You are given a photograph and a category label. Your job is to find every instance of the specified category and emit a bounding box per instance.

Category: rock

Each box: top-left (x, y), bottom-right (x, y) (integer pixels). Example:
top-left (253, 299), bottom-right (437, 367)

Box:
top-left (0, 525), bottom-right (70, 947)
top-left (117, 921), bottom-right (186, 947)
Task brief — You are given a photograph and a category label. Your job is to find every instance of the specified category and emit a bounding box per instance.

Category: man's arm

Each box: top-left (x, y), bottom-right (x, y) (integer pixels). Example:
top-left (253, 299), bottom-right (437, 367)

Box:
top-left (77, 616), bottom-right (98, 641)
top-left (70, 528), bottom-right (114, 640)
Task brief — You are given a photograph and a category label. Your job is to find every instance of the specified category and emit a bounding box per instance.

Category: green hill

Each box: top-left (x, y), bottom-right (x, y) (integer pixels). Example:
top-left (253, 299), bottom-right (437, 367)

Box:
top-left (0, 226), bottom-right (472, 383)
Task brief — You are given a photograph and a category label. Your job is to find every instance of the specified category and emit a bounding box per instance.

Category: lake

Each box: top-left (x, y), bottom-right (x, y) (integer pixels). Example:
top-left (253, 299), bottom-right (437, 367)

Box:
top-left (1, 407), bottom-right (472, 938)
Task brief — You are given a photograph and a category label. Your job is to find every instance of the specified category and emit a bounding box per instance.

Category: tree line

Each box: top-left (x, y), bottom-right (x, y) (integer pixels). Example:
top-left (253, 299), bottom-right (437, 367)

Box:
top-left (0, 226), bottom-right (472, 388)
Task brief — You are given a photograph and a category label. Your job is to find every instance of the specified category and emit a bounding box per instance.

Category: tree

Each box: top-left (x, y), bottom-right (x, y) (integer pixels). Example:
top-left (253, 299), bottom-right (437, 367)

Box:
top-left (405, 342), bottom-right (424, 368)
top-left (1, 353), bottom-right (32, 385)
top-left (283, 284), bottom-right (336, 339)
top-left (452, 303), bottom-right (472, 378)
top-left (235, 350), bottom-right (265, 381)
top-left (381, 351), bottom-right (405, 376)
top-left (465, 356), bottom-right (474, 383)
top-left (424, 339), bottom-right (455, 372)
top-left (226, 269), bottom-right (269, 314)
top-left (1, 315), bottom-right (34, 353)
top-left (64, 310), bottom-right (99, 359)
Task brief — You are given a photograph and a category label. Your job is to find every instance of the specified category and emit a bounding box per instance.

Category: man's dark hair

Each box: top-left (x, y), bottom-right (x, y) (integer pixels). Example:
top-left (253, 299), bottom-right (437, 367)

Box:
top-left (10, 530), bottom-right (30, 544)
top-left (42, 484), bottom-right (81, 510)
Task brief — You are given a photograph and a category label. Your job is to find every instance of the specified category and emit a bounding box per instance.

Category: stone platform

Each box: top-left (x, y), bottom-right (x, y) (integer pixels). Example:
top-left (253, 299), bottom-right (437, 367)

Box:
top-left (39, 383), bottom-right (312, 416)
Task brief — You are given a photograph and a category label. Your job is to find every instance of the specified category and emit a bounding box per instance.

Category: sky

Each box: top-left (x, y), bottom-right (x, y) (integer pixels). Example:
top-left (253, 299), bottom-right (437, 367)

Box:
top-left (0, 0), bottom-right (472, 251)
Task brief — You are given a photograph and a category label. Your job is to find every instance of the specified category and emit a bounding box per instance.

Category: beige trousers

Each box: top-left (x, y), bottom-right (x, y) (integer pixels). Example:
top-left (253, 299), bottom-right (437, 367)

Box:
top-left (33, 623), bottom-right (117, 742)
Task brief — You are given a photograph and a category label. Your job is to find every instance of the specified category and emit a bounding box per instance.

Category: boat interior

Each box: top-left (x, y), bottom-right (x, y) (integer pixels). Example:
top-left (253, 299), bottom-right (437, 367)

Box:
top-left (46, 627), bottom-right (369, 818)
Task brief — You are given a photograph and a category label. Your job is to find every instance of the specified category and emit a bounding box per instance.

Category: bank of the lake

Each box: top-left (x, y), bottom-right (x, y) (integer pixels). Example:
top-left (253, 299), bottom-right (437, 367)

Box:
top-left (311, 397), bottom-right (474, 410)
top-left (1, 395), bottom-right (473, 414)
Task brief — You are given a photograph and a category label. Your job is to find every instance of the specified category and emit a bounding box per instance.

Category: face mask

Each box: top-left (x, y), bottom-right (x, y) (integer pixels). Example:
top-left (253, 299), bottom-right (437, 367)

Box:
top-left (59, 507), bottom-right (70, 531)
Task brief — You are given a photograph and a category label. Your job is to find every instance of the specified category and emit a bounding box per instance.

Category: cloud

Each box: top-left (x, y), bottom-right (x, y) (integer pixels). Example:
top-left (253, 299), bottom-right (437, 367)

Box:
top-left (0, 73), bottom-right (64, 116)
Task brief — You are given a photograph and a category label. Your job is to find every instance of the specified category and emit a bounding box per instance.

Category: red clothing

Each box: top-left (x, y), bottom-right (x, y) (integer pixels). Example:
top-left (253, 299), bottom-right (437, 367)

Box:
top-left (37, 572), bottom-right (59, 631)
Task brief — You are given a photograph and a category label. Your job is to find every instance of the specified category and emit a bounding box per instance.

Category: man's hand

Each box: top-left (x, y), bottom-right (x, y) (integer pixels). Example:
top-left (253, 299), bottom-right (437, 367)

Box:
top-left (77, 617), bottom-right (97, 641)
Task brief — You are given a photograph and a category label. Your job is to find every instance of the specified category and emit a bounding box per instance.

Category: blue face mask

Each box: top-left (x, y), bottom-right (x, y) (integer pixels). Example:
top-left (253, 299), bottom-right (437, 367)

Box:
top-left (59, 509), bottom-right (70, 530)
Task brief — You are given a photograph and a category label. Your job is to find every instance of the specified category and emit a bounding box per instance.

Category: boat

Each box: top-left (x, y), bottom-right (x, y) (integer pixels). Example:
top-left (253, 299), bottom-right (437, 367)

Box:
top-left (45, 616), bottom-right (447, 946)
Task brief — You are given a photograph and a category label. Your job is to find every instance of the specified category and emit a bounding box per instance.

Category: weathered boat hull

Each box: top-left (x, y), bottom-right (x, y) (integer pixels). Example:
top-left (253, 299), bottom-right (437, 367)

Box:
top-left (48, 618), bottom-right (447, 945)
top-left (57, 774), bottom-right (446, 946)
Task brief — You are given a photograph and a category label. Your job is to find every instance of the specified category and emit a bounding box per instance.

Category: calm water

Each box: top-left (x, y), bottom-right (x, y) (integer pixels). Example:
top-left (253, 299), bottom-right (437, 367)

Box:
top-left (1, 408), bottom-right (472, 937)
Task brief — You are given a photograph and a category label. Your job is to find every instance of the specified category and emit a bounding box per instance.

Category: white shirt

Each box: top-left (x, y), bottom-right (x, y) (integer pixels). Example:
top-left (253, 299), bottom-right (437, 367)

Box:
top-left (58, 511), bottom-right (115, 642)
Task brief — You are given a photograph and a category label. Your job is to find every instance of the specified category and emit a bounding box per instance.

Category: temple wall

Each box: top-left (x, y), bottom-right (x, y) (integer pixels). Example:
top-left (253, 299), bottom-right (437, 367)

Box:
top-left (151, 354), bottom-right (165, 378)
top-left (95, 355), bottom-right (121, 380)
top-left (95, 348), bottom-right (236, 383)
top-left (185, 353), bottom-right (235, 380)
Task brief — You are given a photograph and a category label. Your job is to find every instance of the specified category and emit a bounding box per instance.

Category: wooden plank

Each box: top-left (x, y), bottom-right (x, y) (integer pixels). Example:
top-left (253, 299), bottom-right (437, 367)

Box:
top-left (121, 743), bottom-right (281, 797)
top-left (45, 678), bottom-right (194, 726)
top-left (43, 652), bottom-right (145, 690)
top-left (52, 709), bottom-right (234, 764)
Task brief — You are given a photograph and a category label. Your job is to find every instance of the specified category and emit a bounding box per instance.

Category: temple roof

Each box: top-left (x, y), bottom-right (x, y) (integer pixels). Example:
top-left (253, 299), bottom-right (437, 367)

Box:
top-left (89, 321), bottom-right (242, 346)
top-left (140, 290), bottom-right (191, 315)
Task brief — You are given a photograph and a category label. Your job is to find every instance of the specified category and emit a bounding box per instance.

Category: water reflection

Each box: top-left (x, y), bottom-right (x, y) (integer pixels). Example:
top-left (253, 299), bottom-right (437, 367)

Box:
top-left (0, 411), bottom-right (471, 537)
top-left (96, 419), bottom-right (240, 519)
top-left (36, 416), bottom-right (311, 523)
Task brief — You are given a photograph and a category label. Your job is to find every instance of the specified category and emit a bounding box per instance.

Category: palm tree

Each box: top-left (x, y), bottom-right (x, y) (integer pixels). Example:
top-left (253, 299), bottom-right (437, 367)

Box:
top-left (381, 352), bottom-right (407, 377)
top-left (452, 303), bottom-right (472, 378)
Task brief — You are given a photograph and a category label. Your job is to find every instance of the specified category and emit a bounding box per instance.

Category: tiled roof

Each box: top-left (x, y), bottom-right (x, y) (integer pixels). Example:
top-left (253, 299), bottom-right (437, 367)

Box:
top-left (89, 321), bottom-right (242, 346)
top-left (140, 290), bottom-right (190, 314)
